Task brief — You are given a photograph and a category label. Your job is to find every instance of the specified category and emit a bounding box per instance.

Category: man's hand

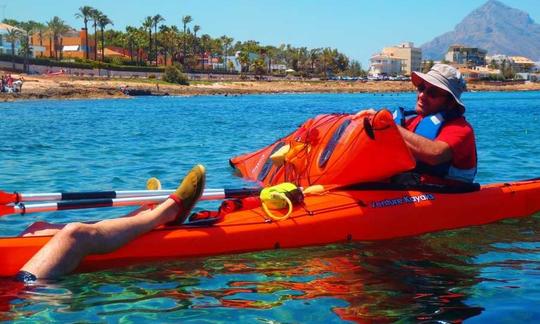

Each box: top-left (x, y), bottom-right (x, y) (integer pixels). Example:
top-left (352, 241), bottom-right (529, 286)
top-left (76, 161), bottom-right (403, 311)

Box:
top-left (355, 108), bottom-right (377, 118)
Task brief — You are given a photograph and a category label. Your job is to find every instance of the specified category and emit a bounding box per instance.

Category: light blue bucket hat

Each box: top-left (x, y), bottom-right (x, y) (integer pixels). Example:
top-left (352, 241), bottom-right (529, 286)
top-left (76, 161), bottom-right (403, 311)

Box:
top-left (412, 64), bottom-right (467, 108)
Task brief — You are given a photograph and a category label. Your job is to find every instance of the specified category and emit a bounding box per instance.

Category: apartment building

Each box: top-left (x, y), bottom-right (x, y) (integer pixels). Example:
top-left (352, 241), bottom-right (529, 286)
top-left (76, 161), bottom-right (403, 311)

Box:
top-left (445, 45), bottom-right (487, 67)
top-left (381, 42), bottom-right (422, 75)
top-left (369, 53), bottom-right (403, 76)
top-left (29, 28), bottom-right (96, 59)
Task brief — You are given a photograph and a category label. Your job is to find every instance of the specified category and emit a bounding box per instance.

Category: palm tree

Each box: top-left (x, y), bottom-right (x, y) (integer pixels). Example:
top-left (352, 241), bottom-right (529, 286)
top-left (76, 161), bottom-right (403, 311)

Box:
top-left (264, 45), bottom-right (277, 73)
top-left (125, 26), bottom-right (137, 62)
top-left (18, 21), bottom-right (39, 72)
top-left (181, 15), bottom-right (192, 65)
top-left (309, 48), bottom-right (321, 73)
top-left (193, 25), bottom-right (200, 67)
top-left (321, 47), bottom-right (335, 77)
top-left (152, 14), bottom-right (164, 65)
top-left (238, 51), bottom-right (250, 73)
top-left (5, 27), bottom-right (22, 70)
top-left (142, 16), bottom-right (153, 64)
top-left (126, 26), bottom-right (146, 64)
top-left (32, 22), bottom-right (47, 57)
top-left (199, 34), bottom-right (212, 70)
top-left (90, 9), bottom-right (103, 60)
top-left (158, 25), bottom-right (179, 66)
top-left (75, 6), bottom-right (95, 59)
top-left (97, 13), bottom-right (113, 62)
top-left (220, 36), bottom-right (233, 71)
top-left (46, 16), bottom-right (69, 59)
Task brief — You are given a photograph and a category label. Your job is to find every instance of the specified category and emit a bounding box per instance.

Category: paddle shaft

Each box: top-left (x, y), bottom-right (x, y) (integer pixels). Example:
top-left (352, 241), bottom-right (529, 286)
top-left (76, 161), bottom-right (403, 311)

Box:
top-left (0, 188), bottom-right (260, 204)
top-left (0, 188), bottom-right (263, 217)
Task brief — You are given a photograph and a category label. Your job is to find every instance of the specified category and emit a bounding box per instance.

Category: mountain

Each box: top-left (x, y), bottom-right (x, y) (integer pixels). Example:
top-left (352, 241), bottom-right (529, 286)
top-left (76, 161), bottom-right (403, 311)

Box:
top-left (421, 0), bottom-right (540, 61)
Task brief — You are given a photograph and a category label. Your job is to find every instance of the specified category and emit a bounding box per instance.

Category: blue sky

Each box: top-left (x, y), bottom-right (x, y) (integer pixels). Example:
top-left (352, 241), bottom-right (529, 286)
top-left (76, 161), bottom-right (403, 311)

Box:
top-left (4, 0), bottom-right (540, 66)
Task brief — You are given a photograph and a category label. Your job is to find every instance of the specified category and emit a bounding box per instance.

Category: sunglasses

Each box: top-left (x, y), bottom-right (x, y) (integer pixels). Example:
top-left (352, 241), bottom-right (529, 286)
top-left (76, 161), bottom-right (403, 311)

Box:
top-left (416, 83), bottom-right (448, 98)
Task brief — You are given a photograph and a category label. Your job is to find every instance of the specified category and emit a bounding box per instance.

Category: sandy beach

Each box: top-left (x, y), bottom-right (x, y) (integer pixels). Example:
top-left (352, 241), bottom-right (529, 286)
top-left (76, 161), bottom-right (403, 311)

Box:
top-left (2, 73), bottom-right (540, 102)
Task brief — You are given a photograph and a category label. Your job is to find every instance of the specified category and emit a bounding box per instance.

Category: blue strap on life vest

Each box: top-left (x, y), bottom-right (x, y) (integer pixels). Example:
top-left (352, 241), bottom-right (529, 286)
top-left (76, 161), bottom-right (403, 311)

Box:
top-left (393, 108), bottom-right (477, 183)
top-left (392, 107), bottom-right (417, 127)
top-left (394, 108), bottom-right (457, 140)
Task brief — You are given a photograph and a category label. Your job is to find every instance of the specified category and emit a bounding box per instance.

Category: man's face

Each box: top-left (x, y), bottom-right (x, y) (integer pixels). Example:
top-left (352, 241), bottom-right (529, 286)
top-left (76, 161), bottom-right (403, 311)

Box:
top-left (415, 82), bottom-right (452, 115)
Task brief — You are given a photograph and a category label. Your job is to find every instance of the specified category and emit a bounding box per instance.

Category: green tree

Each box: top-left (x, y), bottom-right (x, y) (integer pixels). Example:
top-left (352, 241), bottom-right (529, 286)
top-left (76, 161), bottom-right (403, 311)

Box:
top-left (158, 25), bottom-right (180, 66)
top-left (32, 22), bottom-right (47, 57)
top-left (251, 58), bottom-right (266, 76)
top-left (320, 48), bottom-right (335, 77)
top-left (488, 59), bottom-right (500, 70)
top-left (199, 34), bottom-right (215, 70)
top-left (181, 15), bottom-right (192, 67)
top-left (2, 18), bottom-right (21, 26)
top-left (501, 59), bottom-right (515, 80)
top-left (90, 9), bottom-right (103, 60)
top-left (18, 21), bottom-right (40, 72)
top-left (163, 64), bottom-right (189, 85)
top-left (5, 27), bottom-right (22, 69)
top-left (46, 16), bottom-right (70, 59)
top-left (125, 26), bottom-right (146, 64)
top-left (309, 48), bottom-right (321, 73)
top-left (75, 6), bottom-right (95, 59)
top-left (220, 35), bottom-right (233, 71)
top-left (192, 25), bottom-right (200, 67)
top-left (142, 16), bottom-right (154, 64)
top-left (263, 45), bottom-right (277, 73)
top-left (346, 60), bottom-right (364, 77)
top-left (97, 13), bottom-right (113, 62)
top-left (238, 51), bottom-right (250, 73)
top-left (152, 14), bottom-right (165, 65)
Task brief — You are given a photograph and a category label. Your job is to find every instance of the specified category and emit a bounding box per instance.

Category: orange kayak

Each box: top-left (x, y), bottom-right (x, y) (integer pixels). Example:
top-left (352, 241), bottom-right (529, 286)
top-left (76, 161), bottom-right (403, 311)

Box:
top-left (1, 179), bottom-right (540, 277)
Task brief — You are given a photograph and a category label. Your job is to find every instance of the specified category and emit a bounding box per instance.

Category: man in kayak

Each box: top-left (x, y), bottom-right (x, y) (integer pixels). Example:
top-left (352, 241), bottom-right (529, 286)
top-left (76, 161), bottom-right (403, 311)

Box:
top-left (360, 63), bottom-right (477, 185)
top-left (15, 165), bottom-right (206, 282)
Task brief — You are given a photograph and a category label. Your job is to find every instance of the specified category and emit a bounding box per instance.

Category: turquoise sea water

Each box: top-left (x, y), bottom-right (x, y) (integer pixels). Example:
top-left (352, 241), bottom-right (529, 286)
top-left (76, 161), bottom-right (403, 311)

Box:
top-left (0, 92), bottom-right (540, 322)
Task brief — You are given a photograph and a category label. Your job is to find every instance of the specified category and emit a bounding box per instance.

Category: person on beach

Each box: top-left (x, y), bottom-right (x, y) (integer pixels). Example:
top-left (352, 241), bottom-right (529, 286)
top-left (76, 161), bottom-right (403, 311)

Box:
top-left (359, 64), bottom-right (477, 185)
top-left (16, 165), bottom-right (206, 282)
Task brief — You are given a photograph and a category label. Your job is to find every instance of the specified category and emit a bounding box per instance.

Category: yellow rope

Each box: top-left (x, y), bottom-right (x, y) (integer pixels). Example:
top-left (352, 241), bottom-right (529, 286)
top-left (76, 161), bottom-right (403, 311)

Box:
top-left (261, 191), bottom-right (293, 221)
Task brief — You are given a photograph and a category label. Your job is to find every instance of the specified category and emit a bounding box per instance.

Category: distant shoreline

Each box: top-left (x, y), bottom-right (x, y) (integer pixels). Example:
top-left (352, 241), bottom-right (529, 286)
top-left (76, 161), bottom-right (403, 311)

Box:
top-left (2, 75), bottom-right (540, 102)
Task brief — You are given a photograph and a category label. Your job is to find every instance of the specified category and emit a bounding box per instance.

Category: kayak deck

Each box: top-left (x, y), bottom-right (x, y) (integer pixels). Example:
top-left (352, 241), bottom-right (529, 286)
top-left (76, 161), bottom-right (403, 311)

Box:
top-left (1, 179), bottom-right (540, 277)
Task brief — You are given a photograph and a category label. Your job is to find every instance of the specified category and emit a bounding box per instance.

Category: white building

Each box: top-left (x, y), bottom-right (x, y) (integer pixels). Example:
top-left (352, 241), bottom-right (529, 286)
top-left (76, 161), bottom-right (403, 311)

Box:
top-left (486, 54), bottom-right (509, 65)
top-left (213, 51), bottom-right (288, 73)
top-left (369, 53), bottom-right (403, 76)
top-left (381, 42), bottom-right (422, 75)
top-left (212, 54), bottom-right (242, 72)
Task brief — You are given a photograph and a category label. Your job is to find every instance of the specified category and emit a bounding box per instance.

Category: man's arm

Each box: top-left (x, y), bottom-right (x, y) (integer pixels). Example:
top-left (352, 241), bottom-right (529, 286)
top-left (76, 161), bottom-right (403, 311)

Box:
top-left (398, 126), bottom-right (452, 165)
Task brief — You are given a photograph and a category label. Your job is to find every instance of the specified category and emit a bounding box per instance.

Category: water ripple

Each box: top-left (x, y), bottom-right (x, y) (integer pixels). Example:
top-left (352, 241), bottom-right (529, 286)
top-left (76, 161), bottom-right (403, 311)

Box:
top-left (1, 93), bottom-right (540, 322)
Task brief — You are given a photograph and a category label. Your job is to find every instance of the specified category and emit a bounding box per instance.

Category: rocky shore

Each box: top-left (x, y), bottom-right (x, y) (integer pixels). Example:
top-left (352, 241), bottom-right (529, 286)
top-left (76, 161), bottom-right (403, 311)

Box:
top-left (2, 74), bottom-right (540, 102)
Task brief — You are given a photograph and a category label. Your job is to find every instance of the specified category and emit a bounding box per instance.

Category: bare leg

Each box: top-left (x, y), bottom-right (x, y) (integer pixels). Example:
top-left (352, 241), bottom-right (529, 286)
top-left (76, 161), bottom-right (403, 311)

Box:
top-left (20, 165), bottom-right (205, 279)
top-left (19, 206), bottom-right (152, 238)
top-left (21, 199), bottom-right (179, 278)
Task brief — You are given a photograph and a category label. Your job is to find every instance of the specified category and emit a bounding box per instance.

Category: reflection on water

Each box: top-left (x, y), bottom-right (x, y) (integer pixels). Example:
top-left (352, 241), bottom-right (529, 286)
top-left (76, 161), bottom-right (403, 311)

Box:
top-left (2, 213), bottom-right (539, 323)
top-left (1, 92), bottom-right (540, 322)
